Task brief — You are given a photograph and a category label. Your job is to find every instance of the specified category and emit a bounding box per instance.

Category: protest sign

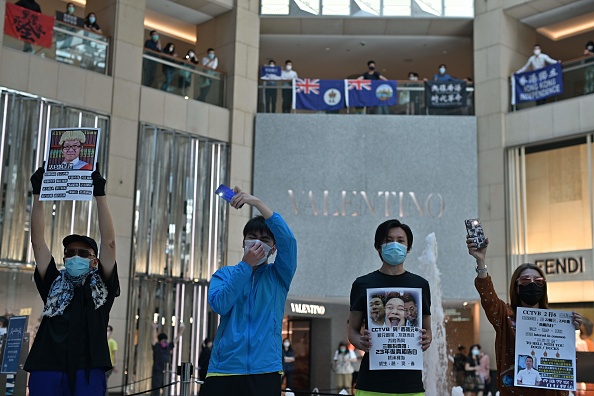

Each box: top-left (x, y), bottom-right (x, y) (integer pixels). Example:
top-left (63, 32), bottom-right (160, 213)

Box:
top-left (515, 307), bottom-right (576, 391)
top-left (424, 80), bottom-right (467, 108)
top-left (40, 128), bottom-right (100, 201)
top-left (512, 63), bottom-right (564, 105)
top-left (366, 287), bottom-right (422, 370)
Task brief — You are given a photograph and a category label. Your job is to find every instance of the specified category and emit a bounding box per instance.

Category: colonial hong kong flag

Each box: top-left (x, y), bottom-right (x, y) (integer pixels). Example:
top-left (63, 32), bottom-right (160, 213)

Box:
top-left (4, 3), bottom-right (54, 48)
top-left (346, 79), bottom-right (398, 107)
top-left (293, 79), bottom-right (346, 111)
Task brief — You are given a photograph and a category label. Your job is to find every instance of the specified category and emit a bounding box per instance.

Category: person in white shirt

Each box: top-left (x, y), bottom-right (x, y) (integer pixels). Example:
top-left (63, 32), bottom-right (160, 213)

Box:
top-left (198, 48), bottom-right (218, 102)
top-left (517, 44), bottom-right (558, 73)
top-left (516, 356), bottom-right (542, 386)
top-left (281, 60), bottom-right (298, 113)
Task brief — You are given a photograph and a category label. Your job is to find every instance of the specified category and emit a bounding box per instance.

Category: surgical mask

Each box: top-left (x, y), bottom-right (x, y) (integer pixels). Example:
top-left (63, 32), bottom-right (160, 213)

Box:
top-left (283, 341), bottom-right (290, 348)
top-left (64, 256), bottom-right (91, 277)
top-left (381, 242), bottom-right (407, 266)
top-left (67, 6), bottom-right (75, 13)
top-left (89, 16), bottom-right (96, 24)
top-left (518, 283), bottom-right (544, 306)
top-left (533, 49), bottom-right (541, 56)
top-left (269, 63), bottom-right (275, 67)
top-left (409, 75), bottom-right (418, 81)
top-left (439, 67), bottom-right (446, 74)
top-left (588, 46), bottom-right (593, 52)
top-left (152, 34), bottom-right (159, 42)
top-left (472, 349), bottom-right (480, 356)
top-left (244, 239), bottom-right (272, 265)
top-left (208, 53), bottom-right (215, 59)
top-left (340, 347), bottom-right (347, 353)
top-left (188, 52), bottom-right (195, 58)
top-left (286, 65), bottom-right (292, 71)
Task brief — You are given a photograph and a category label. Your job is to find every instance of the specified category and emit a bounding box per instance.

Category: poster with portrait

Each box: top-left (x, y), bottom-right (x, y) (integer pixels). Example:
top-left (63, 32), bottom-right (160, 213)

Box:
top-left (515, 307), bottom-right (576, 391)
top-left (40, 128), bottom-right (100, 201)
top-left (366, 287), bottom-right (423, 370)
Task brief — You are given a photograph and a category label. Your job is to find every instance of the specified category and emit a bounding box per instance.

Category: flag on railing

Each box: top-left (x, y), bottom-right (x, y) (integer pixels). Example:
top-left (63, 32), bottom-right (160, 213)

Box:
top-left (511, 63), bottom-right (563, 105)
top-left (424, 80), bottom-right (468, 108)
top-left (293, 79), bottom-right (345, 111)
top-left (345, 80), bottom-right (398, 107)
top-left (4, 3), bottom-right (54, 48)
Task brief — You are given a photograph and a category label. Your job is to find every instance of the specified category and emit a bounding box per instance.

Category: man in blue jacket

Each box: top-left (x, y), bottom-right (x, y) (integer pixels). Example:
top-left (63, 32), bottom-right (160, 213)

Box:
top-left (201, 187), bottom-right (298, 396)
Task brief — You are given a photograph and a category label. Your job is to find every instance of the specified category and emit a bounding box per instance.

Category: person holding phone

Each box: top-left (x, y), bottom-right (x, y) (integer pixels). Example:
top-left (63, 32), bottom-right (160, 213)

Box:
top-left (200, 187), bottom-right (297, 396)
top-left (467, 236), bottom-right (582, 395)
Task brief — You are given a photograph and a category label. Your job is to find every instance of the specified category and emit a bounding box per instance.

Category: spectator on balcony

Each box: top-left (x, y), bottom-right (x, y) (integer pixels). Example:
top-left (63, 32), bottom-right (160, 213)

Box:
top-left (160, 43), bottom-right (178, 92)
top-left (357, 60), bottom-right (389, 114)
top-left (179, 50), bottom-right (199, 97)
top-left (517, 44), bottom-right (558, 73)
top-left (84, 13), bottom-right (102, 35)
top-left (16, 0), bottom-right (41, 52)
top-left (143, 30), bottom-right (162, 88)
top-left (585, 41), bottom-right (594, 56)
top-left (197, 48), bottom-right (219, 102)
top-left (262, 60), bottom-right (281, 113)
top-left (585, 41), bottom-right (594, 95)
top-left (281, 60), bottom-right (298, 113)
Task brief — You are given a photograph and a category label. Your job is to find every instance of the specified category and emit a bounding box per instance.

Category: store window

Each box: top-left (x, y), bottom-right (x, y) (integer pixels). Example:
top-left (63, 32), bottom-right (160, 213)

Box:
top-left (0, 88), bottom-right (110, 267)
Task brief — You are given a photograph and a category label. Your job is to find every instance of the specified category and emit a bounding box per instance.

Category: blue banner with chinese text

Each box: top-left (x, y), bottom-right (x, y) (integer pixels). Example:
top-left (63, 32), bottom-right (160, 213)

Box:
top-left (512, 63), bottom-right (564, 104)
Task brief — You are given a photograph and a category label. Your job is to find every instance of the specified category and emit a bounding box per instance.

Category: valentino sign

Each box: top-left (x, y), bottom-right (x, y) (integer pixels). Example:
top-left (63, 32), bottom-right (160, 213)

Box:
top-left (288, 190), bottom-right (445, 218)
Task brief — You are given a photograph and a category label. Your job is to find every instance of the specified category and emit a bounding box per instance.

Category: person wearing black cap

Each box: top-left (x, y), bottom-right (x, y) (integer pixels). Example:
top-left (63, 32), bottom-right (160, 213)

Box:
top-left (24, 166), bottom-right (118, 396)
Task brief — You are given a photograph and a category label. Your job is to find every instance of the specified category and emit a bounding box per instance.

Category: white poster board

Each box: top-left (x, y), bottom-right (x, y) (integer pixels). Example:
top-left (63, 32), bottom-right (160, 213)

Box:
top-left (366, 287), bottom-right (423, 370)
top-left (40, 128), bottom-right (100, 201)
top-left (515, 307), bottom-right (576, 391)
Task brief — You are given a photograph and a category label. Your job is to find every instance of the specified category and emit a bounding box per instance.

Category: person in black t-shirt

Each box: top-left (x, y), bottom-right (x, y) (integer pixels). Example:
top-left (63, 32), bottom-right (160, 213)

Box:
top-left (25, 166), bottom-right (118, 396)
top-left (356, 60), bottom-right (389, 115)
top-left (347, 219), bottom-right (432, 395)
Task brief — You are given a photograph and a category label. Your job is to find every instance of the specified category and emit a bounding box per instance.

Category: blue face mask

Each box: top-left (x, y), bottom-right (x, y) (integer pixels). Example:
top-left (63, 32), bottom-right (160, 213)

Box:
top-left (89, 16), bottom-right (96, 24)
top-left (65, 256), bottom-right (91, 277)
top-left (439, 67), bottom-right (446, 74)
top-left (381, 242), bottom-right (407, 266)
top-left (208, 53), bottom-right (215, 59)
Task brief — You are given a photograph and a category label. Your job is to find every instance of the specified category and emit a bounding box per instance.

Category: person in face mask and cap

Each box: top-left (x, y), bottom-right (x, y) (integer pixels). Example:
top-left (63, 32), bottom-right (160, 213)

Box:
top-left (467, 237), bottom-right (583, 396)
top-left (200, 187), bottom-right (297, 396)
top-left (347, 219), bottom-right (432, 395)
top-left (24, 166), bottom-right (118, 396)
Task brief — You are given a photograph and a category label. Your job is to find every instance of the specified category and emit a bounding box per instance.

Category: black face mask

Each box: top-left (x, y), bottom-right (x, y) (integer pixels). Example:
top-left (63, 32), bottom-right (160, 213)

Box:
top-left (518, 283), bottom-right (544, 306)
top-left (369, 66), bottom-right (375, 71)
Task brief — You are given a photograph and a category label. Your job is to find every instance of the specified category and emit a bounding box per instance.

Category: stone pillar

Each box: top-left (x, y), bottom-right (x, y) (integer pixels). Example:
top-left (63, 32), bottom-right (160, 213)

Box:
top-left (197, 1), bottom-right (260, 267)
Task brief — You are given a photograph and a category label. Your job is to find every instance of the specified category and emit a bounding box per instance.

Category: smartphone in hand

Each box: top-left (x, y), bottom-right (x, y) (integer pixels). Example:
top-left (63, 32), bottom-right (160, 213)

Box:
top-left (465, 218), bottom-right (487, 249)
top-left (215, 184), bottom-right (235, 202)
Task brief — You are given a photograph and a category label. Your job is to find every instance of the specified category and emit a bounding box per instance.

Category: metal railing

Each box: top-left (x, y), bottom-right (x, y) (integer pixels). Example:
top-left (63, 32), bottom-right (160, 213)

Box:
top-left (511, 55), bottom-right (594, 111)
top-left (141, 50), bottom-right (226, 107)
top-left (2, 20), bottom-right (109, 74)
top-left (257, 82), bottom-right (475, 115)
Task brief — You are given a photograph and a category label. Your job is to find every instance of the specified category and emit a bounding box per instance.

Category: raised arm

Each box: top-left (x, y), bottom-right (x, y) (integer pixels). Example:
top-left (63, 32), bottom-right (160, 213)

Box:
top-left (230, 187), bottom-right (273, 219)
top-left (30, 167), bottom-right (52, 279)
top-left (93, 171), bottom-right (116, 279)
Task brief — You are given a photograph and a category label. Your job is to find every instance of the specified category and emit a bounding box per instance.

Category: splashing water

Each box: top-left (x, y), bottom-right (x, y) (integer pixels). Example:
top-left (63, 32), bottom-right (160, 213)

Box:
top-left (416, 233), bottom-right (449, 396)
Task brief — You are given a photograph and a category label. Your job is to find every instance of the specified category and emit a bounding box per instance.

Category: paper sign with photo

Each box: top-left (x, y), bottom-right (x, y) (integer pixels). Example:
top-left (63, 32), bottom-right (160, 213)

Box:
top-left (366, 287), bottom-right (423, 370)
top-left (515, 307), bottom-right (576, 391)
top-left (40, 128), bottom-right (100, 201)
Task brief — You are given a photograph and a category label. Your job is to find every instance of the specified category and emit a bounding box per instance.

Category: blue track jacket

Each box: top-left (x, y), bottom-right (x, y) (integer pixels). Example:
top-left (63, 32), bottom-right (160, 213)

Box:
top-left (207, 212), bottom-right (297, 374)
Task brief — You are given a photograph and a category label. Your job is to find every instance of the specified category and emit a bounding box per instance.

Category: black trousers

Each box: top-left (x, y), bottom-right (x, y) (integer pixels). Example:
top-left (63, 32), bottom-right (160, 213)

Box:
top-left (201, 372), bottom-right (282, 396)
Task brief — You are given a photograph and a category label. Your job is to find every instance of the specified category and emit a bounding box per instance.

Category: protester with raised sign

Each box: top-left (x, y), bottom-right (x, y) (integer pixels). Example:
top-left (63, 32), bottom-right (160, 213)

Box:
top-left (348, 219), bottom-right (432, 395)
top-left (200, 188), bottom-right (297, 396)
top-left (467, 237), bottom-right (583, 395)
top-left (24, 166), bottom-right (118, 396)
top-left (357, 60), bottom-right (389, 114)
top-left (262, 60), bottom-right (281, 113)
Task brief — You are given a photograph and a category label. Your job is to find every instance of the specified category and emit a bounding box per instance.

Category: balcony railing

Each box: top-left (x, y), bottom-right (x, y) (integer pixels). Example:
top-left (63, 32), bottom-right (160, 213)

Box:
top-left (141, 50), bottom-right (226, 107)
top-left (257, 82), bottom-right (475, 115)
top-left (2, 20), bottom-right (109, 74)
top-left (511, 55), bottom-right (594, 111)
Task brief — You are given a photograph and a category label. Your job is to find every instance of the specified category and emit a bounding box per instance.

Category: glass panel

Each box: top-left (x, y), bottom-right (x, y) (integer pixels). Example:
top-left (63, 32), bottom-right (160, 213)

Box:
top-left (383, 0), bottom-right (412, 16)
top-left (2, 21), bottom-right (109, 75)
top-left (133, 125), bottom-right (229, 279)
top-left (322, 0), bottom-right (350, 15)
top-left (141, 51), bottom-right (225, 107)
top-left (414, 0), bottom-right (442, 16)
top-left (261, 0), bottom-right (291, 15)
top-left (295, 0), bottom-right (320, 14)
top-left (0, 88), bottom-right (110, 266)
top-left (354, 0), bottom-right (381, 15)
top-left (525, 143), bottom-right (592, 253)
top-left (444, 0), bottom-right (474, 17)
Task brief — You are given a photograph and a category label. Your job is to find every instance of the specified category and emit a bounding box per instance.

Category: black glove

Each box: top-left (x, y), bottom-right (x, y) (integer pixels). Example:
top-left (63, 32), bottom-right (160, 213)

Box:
top-left (30, 167), bottom-right (45, 195)
top-left (92, 170), bottom-right (106, 196)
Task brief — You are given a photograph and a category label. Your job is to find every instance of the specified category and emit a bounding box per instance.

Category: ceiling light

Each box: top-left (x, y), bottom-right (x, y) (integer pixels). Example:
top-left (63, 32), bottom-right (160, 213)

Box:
top-left (144, 14), bottom-right (197, 44)
top-left (537, 12), bottom-right (594, 41)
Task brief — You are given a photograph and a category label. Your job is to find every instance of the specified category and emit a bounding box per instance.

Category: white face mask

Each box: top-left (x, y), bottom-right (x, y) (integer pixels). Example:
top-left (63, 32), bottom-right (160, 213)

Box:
top-left (533, 49), bottom-right (541, 56)
top-left (409, 75), bottom-right (418, 81)
top-left (283, 341), bottom-right (290, 347)
top-left (244, 239), bottom-right (272, 265)
top-left (286, 65), bottom-right (292, 71)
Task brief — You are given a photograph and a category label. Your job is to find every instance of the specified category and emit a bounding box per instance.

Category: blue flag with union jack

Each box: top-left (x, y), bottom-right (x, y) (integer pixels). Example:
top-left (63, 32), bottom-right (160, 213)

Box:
top-left (293, 79), bottom-right (346, 111)
top-left (345, 80), bottom-right (398, 107)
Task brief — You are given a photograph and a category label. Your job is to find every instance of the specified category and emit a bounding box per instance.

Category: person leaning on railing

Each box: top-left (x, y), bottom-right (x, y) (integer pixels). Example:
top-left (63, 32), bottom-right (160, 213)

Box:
top-left (143, 30), bottom-right (162, 87)
top-left (84, 12), bottom-right (102, 35)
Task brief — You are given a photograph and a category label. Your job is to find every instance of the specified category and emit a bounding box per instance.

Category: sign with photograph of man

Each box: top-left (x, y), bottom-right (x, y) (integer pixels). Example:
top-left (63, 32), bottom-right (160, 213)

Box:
top-left (515, 307), bottom-right (576, 391)
top-left (40, 128), bottom-right (100, 201)
top-left (366, 287), bottom-right (423, 370)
